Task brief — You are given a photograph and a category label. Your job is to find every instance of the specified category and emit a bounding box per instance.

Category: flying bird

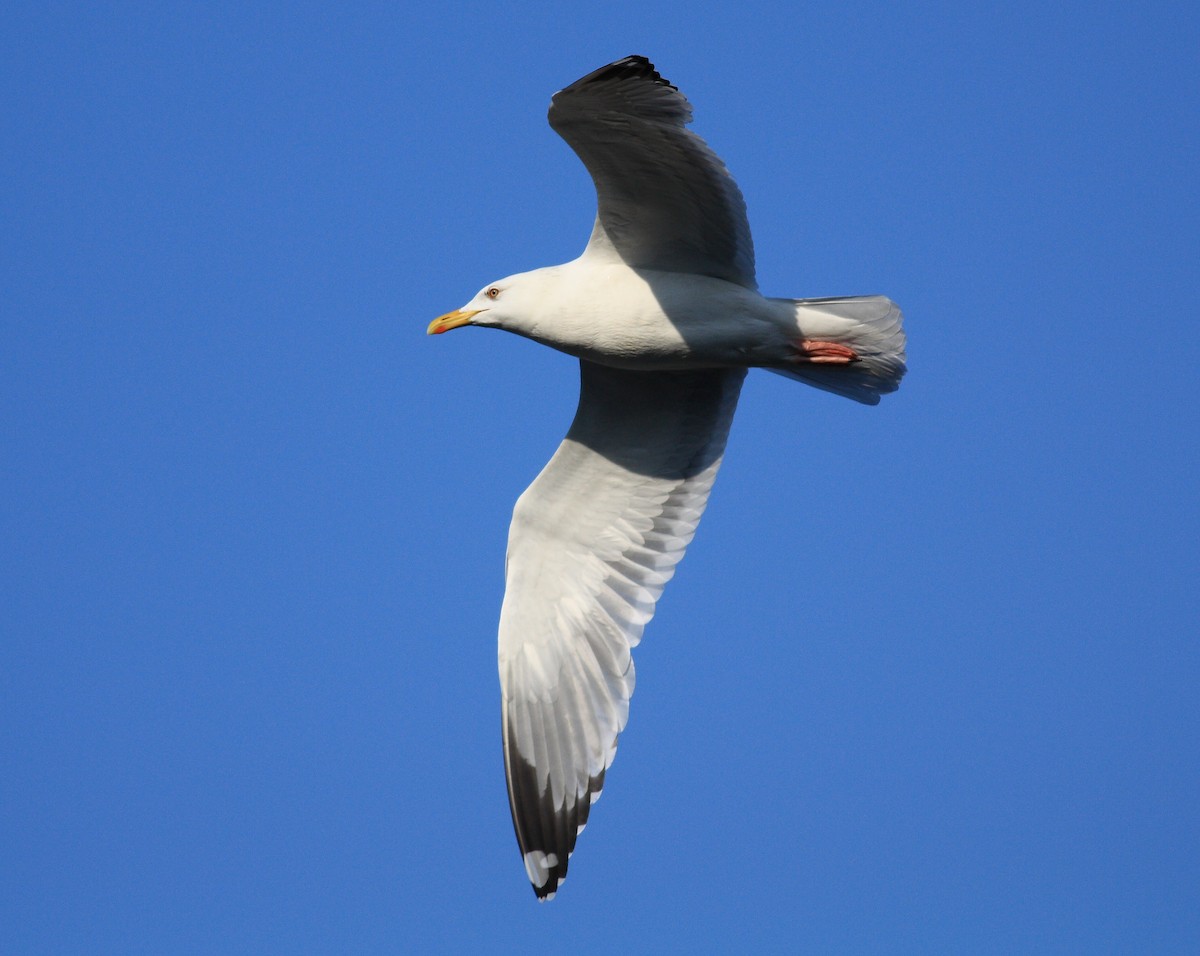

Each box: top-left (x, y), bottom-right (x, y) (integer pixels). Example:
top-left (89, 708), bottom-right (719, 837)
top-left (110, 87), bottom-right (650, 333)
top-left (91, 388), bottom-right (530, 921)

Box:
top-left (429, 55), bottom-right (906, 900)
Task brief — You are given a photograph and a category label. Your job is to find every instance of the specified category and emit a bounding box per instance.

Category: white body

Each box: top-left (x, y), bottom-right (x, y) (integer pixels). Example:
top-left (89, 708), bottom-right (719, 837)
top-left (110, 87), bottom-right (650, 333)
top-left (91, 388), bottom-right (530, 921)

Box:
top-left (463, 259), bottom-right (905, 397)
top-left (499, 262), bottom-right (786, 368)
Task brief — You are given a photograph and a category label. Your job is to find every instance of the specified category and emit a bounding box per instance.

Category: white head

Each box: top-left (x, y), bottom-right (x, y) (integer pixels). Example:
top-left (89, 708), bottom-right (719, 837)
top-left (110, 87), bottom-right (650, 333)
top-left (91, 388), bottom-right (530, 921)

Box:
top-left (428, 268), bottom-right (558, 337)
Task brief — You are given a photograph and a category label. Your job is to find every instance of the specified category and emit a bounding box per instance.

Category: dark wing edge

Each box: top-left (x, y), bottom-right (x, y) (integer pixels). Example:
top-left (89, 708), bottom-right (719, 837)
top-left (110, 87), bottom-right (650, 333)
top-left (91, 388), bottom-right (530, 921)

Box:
top-left (553, 55), bottom-right (691, 124)
top-left (502, 706), bottom-right (606, 899)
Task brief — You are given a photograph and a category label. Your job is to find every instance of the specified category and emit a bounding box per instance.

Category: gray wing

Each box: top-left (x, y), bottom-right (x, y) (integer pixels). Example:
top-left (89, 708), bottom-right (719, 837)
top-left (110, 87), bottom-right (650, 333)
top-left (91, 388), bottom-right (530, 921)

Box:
top-left (499, 361), bottom-right (745, 899)
top-left (548, 55), bottom-right (757, 289)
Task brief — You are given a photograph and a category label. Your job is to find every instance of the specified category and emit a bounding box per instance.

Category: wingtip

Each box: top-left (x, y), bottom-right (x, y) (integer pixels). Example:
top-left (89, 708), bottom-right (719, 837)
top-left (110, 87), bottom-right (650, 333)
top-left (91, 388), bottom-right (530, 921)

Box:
top-left (554, 54), bottom-right (677, 97)
top-left (610, 54), bottom-right (662, 80)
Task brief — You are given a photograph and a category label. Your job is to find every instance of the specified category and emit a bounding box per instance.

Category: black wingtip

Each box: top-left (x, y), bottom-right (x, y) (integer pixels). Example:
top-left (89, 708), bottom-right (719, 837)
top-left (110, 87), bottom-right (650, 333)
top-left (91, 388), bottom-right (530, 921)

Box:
top-left (557, 54), bottom-right (676, 95)
top-left (504, 715), bottom-right (614, 902)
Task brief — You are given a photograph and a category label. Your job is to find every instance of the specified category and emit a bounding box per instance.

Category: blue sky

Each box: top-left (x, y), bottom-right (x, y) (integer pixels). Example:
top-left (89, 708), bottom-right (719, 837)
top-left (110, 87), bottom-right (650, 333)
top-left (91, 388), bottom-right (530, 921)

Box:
top-left (3, 1), bottom-right (1198, 952)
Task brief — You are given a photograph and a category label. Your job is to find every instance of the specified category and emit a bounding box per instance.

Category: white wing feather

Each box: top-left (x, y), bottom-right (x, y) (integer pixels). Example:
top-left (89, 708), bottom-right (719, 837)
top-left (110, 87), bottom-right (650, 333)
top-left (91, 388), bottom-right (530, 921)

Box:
top-left (499, 361), bottom-right (744, 898)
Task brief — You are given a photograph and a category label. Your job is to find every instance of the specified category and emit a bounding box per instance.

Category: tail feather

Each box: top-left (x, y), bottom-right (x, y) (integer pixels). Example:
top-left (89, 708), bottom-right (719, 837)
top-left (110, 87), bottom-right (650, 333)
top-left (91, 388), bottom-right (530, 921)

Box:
top-left (767, 295), bottom-right (906, 405)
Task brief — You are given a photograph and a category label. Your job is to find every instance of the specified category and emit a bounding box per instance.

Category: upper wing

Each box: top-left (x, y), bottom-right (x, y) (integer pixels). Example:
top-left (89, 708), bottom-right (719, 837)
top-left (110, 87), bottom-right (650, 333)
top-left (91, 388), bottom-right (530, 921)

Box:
top-left (499, 360), bottom-right (745, 899)
top-left (548, 55), bottom-right (757, 289)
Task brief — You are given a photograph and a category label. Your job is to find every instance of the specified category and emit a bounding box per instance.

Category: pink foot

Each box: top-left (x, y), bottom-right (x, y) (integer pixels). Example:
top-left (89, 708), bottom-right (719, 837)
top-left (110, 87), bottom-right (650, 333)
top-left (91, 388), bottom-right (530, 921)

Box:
top-left (790, 339), bottom-right (859, 365)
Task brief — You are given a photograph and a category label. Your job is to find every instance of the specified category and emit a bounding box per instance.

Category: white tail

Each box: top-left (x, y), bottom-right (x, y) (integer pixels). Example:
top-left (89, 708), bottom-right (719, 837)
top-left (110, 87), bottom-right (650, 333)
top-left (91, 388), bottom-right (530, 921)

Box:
top-left (768, 295), bottom-right (907, 405)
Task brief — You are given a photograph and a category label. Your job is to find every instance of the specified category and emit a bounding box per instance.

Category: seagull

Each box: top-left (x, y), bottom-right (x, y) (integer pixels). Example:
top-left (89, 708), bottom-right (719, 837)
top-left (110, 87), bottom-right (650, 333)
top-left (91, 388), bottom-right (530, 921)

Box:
top-left (429, 55), bottom-right (905, 900)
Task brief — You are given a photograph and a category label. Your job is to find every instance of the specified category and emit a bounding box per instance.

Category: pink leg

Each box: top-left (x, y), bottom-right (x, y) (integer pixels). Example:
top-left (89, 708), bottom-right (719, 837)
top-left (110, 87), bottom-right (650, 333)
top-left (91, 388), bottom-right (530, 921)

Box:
top-left (790, 339), bottom-right (859, 365)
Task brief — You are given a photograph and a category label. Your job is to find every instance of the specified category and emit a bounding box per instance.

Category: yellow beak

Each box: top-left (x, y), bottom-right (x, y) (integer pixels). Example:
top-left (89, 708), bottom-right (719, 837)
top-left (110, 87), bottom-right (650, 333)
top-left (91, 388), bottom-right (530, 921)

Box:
top-left (427, 309), bottom-right (482, 335)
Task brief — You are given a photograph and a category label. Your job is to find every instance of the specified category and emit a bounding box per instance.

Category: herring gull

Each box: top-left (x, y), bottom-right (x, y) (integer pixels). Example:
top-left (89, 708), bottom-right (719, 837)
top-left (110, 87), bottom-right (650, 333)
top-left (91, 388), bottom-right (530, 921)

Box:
top-left (428, 55), bottom-right (906, 900)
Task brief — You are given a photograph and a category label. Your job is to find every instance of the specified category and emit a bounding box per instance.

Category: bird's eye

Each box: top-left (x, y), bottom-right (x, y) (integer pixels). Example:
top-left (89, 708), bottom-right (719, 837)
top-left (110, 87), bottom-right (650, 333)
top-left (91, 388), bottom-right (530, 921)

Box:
top-left (486, 287), bottom-right (500, 299)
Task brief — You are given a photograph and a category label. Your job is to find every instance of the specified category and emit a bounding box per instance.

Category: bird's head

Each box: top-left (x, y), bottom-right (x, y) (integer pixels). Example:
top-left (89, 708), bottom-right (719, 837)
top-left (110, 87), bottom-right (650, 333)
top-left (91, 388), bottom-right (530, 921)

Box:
top-left (429, 267), bottom-right (568, 337)
top-left (428, 274), bottom-right (526, 335)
